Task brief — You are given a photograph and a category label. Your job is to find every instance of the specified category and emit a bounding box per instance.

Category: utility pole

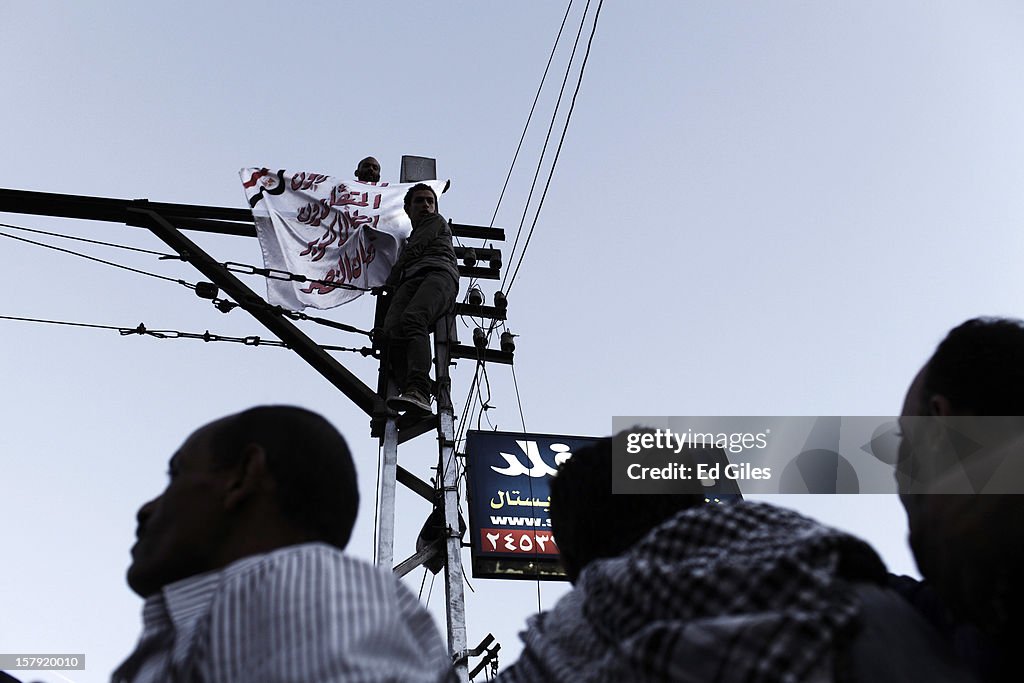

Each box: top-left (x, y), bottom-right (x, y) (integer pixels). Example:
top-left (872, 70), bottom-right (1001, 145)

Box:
top-left (372, 157), bottom-right (513, 682)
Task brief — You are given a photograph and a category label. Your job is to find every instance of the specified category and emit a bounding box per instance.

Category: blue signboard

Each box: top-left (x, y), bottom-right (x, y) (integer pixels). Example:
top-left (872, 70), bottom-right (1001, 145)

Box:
top-left (465, 430), bottom-right (743, 580)
top-left (465, 430), bottom-right (598, 580)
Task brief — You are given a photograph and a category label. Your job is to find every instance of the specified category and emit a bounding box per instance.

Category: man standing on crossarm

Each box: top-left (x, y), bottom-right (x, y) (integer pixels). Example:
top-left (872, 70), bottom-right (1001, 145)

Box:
top-left (383, 183), bottom-right (459, 414)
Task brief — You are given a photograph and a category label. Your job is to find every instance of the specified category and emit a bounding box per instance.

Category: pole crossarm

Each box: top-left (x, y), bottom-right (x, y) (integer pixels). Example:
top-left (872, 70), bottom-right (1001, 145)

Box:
top-left (0, 188), bottom-right (256, 235)
top-left (129, 207), bottom-right (384, 417)
top-left (0, 189), bottom-right (506, 241)
top-left (450, 345), bottom-right (514, 364)
top-left (456, 266), bottom-right (500, 280)
top-left (449, 222), bottom-right (505, 241)
top-left (397, 465), bottom-right (435, 503)
top-left (453, 303), bottom-right (507, 321)
top-left (393, 541), bottom-right (442, 578)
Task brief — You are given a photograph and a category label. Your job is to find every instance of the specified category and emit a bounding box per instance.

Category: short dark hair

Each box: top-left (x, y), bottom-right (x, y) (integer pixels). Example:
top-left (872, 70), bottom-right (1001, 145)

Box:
top-left (549, 431), bottom-right (706, 583)
top-left (923, 317), bottom-right (1024, 415)
top-left (210, 406), bottom-right (359, 549)
top-left (404, 183), bottom-right (437, 211)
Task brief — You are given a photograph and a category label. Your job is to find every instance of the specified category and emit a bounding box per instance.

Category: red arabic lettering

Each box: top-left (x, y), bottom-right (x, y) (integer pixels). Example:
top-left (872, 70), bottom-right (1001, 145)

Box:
top-left (299, 239), bottom-right (377, 296)
top-left (299, 225), bottom-right (335, 262)
top-left (298, 209), bottom-right (380, 262)
top-left (296, 200), bottom-right (331, 228)
top-left (329, 184), bottom-right (371, 208)
top-left (339, 209), bottom-right (379, 233)
top-left (290, 172), bottom-right (329, 192)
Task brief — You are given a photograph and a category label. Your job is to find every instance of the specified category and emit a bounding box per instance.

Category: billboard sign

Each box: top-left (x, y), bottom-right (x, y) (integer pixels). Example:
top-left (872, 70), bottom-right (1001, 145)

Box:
top-left (465, 430), bottom-right (597, 580)
top-left (465, 430), bottom-right (743, 580)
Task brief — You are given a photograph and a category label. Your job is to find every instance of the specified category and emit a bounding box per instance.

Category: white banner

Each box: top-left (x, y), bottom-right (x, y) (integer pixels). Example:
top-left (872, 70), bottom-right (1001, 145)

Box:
top-left (240, 168), bottom-right (449, 310)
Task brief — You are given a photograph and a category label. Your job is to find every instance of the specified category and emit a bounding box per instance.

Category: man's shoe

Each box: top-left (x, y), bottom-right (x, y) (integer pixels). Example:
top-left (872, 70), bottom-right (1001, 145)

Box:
top-left (387, 390), bottom-right (432, 414)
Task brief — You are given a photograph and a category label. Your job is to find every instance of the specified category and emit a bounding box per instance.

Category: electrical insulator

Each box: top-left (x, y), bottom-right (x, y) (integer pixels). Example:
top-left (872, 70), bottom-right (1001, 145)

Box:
top-left (490, 255), bottom-right (502, 269)
top-left (493, 291), bottom-right (507, 310)
top-left (462, 248), bottom-right (478, 268)
top-left (500, 331), bottom-right (516, 353)
top-left (468, 286), bottom-right (484, 306)
top-left (473, 327), bottom-right (488, 349)
top-left (194, 282), bottom-right (219, 300)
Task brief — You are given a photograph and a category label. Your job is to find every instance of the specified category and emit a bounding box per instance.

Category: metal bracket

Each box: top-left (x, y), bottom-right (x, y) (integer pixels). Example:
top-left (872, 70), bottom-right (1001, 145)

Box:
top-left (393, 540), bottom-right (442, 578)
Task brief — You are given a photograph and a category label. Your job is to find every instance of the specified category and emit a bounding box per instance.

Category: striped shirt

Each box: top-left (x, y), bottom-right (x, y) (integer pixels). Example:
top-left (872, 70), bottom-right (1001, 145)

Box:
top-left (112, 543), bottom-right (453, 683)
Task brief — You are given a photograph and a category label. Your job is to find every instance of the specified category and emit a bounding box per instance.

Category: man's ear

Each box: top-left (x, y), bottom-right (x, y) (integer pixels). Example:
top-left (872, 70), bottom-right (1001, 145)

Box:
top-left (223, 444), bottom-right (274, 511)
top-left (929, 394), bottom-right (955, 417)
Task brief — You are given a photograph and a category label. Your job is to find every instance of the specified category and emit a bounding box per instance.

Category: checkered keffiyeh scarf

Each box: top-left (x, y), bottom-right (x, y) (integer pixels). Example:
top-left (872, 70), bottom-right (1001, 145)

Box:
top-left (501, 501), bottom-right (887, 683)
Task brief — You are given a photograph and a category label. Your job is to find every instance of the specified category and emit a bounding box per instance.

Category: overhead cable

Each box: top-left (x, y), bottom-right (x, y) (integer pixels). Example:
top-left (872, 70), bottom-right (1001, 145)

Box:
top-left (505, 0), bottom-right (604, 295)
top-left (0, 228), bottom-right (196, 289)
top-left (0, 221), bottom-right (179, 258)
top-left (0, 314), bottom-right (371, 354)
top-left (488, 0), bottom-right (576, 232)
top-left (502, 0), bottom-right (595, 291)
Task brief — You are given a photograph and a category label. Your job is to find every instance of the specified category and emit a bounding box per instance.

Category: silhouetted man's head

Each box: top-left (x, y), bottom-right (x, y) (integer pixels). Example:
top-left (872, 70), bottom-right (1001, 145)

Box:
top-left (127, 406), bottom-right (358, 597)
top-left (550, 431), bottom-right (706, 583)
top-left (355, 156), bottom-right (381, 182)
top-left (898, 317), bottom-right (1024, 485)
top-left (898, 317), bottom-right (1024, 636)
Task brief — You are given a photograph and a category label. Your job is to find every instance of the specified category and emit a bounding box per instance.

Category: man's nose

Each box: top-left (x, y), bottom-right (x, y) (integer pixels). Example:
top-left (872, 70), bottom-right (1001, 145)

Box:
top-left (136, 497), bottom-right (158, 526)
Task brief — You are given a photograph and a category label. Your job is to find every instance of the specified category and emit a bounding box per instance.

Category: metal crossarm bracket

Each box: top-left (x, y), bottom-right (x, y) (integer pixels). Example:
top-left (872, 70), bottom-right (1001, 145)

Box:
top-left (397, 465), bottom-right (434, 503)
top-left (453, 303), bottom-right (507, 321)
top-left (398, 414), bottom-right (439, 444)
top-left (0, 188), bottom-right (256, 234)
top-left (450, 222), bottom-right (505, 241)
top-left (453, 246), bottom-right (501, 261)
top-left (457, 265), bottom-right (500, 280)
top-left (393, 540), bottom-right (443, 578)
top-left (449, 345), bottom-right (514, 364)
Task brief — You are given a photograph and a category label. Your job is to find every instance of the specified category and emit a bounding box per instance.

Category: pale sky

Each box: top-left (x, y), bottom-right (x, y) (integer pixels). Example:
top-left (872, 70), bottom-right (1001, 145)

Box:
top-left (3, 2), bottom-right (1024, 681)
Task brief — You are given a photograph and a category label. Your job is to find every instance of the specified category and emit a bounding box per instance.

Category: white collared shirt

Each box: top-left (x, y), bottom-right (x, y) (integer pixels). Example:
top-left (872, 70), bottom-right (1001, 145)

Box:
top-left (113, 543), bottom-right (452, 682)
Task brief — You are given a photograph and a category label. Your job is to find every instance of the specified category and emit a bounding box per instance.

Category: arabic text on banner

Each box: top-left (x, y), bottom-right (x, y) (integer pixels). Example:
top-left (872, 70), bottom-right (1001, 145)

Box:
top-left (240, 168), bottom-right (449, 310)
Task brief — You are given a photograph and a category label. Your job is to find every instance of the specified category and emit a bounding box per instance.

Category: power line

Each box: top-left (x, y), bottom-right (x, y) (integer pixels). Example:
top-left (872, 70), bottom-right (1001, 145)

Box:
top-left (488, 0), bottom-right (576, 232)
top-left (0, 219), bottom-right (372, 337)
top-left (458, 1), bottom-right (605, 485)
top-left (506, 0), bottom-right (604, 294)
top-left (455, 361), bottom-right (484, 446)
top-left (0, 314), bottom-right (280, 347)
top-left (224, 261), bottom-right (372, 293)
top-left (0, 221), bottom-right (179, 258)
top-left (455, 1), bottom-right (577, 311)
top-left (511, 364), bottom-right (528, 433)
top-left (0, 228), bottom-right (196, 289)
top-left (0, 314), bottom-right (372, 354)
top-left (279, 307), bottom-right (372, 338)
top-left (462, 0), bottom-right (599, 455)
top-left (0, 219), bottom-right (373, 298)
top-left (457, 0), bottom-right (578, 333)
top-left (0, 314), bottom-right (130, 334)
top-left (502, 0), bottom-right (595, 292)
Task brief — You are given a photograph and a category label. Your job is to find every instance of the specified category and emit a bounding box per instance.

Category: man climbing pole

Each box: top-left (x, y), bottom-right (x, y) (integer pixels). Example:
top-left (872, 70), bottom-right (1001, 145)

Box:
top-left (382, 183), bottom-right (459, 414)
